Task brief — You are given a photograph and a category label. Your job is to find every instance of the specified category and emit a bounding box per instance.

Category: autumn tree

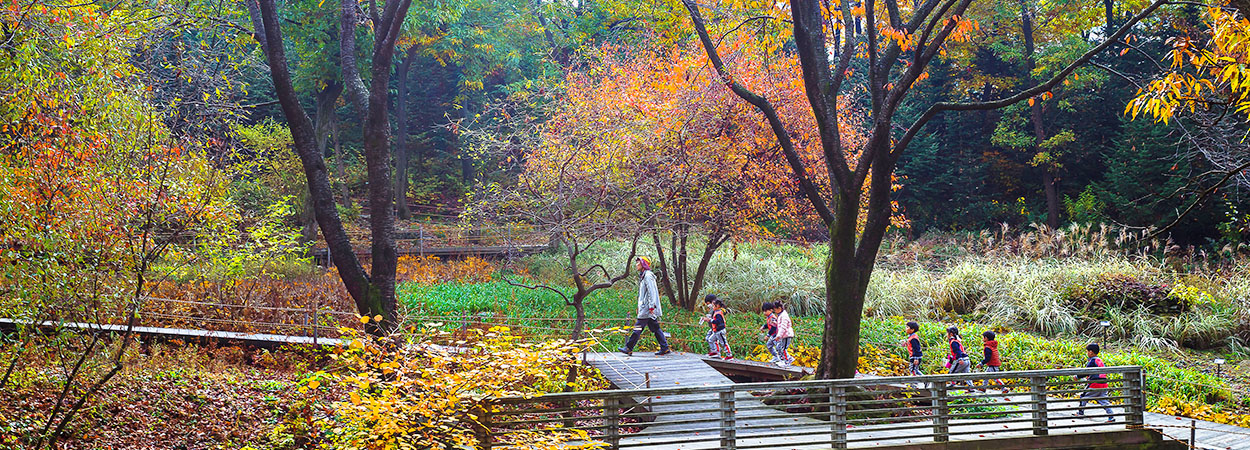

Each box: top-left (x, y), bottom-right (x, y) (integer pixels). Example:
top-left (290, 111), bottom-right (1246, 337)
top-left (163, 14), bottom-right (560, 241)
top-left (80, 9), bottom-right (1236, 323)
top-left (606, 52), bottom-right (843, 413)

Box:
top-left (247, 0), bottom-right (415, 331)
top-left (469, 85), bottom-right (658, 341)
top-left (1125, 3), bottom-right (1250, 238)
top-left (553, 41), bottom-right (881, 311)
top-left (1, 3), bottom-right (230, 445)
top-left (680, 0), bottom-right (1171, 378)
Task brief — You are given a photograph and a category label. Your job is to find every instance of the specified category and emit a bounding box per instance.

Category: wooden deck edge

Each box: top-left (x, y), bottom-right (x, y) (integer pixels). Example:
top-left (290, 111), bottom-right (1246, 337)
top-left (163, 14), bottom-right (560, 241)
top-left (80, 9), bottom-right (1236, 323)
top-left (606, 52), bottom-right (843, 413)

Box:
top-left (0, 318), bottom-right (346, 349)
top-left (872, 429), bottom-right (1185, 450)
top-left (700, 355), bottom-right (814, 380)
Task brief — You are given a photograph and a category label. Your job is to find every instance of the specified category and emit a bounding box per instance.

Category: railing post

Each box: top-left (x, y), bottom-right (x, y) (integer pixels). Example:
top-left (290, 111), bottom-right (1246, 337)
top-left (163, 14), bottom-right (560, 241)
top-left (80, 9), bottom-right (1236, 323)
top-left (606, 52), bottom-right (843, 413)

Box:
top-left (605, 396), bottom-right (620, 449)
top-left (1031, 375), bottom-right (1049, 436)
top-left (831, 384), bottom-right (847, 449)
top-left (311, 303), bottom-right (319, 345)
top-left (719, 390), bottom-right (737, 450)
top-left (477, 402), bottom-right (493, 450)
top-left (931, 380), bottom-right (949, 442)
top-left (1124, 368), bottom-right (1145, 426)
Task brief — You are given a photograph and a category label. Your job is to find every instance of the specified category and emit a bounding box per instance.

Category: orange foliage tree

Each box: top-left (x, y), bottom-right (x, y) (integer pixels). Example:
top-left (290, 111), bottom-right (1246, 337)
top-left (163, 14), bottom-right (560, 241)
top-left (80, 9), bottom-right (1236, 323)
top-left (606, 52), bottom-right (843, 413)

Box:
top-left (552, 38), bottom-right (897, 311)
top-left (679, 0), bottom-right (1169, 378)
top-left (1, 2), bottom-right (231, 445)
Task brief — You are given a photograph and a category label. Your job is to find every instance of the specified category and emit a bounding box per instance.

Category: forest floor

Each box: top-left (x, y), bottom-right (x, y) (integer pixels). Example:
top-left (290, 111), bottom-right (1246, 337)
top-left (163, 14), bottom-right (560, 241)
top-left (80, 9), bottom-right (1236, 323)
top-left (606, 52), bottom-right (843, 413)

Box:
top-left (0, 340), bottom-right (335, 449)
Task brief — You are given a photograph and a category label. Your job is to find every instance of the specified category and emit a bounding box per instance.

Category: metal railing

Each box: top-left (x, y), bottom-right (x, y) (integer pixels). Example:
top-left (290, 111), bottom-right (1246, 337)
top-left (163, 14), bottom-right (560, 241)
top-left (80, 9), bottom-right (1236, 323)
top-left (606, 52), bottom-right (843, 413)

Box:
top-left (482, 366), bottom-right (1146, 449)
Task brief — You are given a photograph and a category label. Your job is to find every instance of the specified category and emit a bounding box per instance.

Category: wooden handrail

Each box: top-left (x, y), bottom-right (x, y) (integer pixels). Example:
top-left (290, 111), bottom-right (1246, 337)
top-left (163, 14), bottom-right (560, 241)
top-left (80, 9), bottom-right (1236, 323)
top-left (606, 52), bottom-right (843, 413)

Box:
top-left (485, 366), bottom-right (1148, 449)
top-left (494, 366), bottom-right (1145, 403)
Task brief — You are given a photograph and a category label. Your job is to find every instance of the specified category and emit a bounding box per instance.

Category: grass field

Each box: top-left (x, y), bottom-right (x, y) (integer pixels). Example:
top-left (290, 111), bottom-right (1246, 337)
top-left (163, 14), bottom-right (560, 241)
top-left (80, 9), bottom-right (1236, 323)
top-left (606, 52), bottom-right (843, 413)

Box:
top-left (398, 277), bottom-right (1249, 420)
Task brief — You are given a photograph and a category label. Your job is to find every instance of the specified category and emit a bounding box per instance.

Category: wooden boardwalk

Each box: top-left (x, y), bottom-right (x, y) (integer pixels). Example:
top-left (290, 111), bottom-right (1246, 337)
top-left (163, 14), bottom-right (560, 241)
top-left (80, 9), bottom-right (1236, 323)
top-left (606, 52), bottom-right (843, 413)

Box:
top-left (0, 318), bottom-right (346, 348)
top-left (1144, 412), bottom-right (1250, 450)
top-left (585, 352), bottom-right (822, 435)
top-left (581, 352), bottom-right (1250, 449)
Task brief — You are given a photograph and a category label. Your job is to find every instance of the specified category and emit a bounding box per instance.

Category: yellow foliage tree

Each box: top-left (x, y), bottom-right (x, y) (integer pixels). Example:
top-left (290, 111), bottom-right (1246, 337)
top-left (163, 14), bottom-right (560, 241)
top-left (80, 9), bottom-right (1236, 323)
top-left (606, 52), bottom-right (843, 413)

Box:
top-left (320, 323), bottom-right (602, 450)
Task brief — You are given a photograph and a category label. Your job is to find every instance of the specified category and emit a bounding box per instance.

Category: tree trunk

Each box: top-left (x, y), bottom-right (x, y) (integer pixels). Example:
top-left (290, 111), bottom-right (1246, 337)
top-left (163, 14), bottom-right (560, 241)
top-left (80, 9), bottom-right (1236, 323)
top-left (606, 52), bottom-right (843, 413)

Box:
top-left (253, 0), bottom-right (377, 322)
top-left (676, 229), bottom-right (689, 310)
top-left (331, 117), bottom-right (353, 209)
top-left (816, 193), bottom-right (869, 380)
top-left (306, 81), bottom-right (342, 245)
top-left (652, 232), bottom-right (678, 306)
top-left (687, 231), bottom-right (726, 309)
top-left (1043, 171), bottom-right (1061, 228)
top-left (571, 294), bottom-right (586, 341)
top-left (394, 47), bottom-right (418, 220)
top-left (653, 229), bottom-right (728, 312)
top-left (252, 0), bottom-right (414, 333)
top-left (1021, 0), bottom-right (1061, 229)
top-left (1104, 0), bottom-right (1115, 34)
top-left (362, 38), bottom-right (400, 331)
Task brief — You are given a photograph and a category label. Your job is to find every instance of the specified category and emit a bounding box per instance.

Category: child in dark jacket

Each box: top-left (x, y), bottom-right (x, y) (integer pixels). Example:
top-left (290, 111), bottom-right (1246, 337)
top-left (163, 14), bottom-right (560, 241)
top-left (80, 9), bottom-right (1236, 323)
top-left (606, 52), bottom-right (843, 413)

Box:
top-left (901, 321), bottom-right (923, 376)
top-left (760, 302), bottom-right (779, 363)
top-left (701, 297), bottom-right (732, 360)
top-left (700, 295), bottom-right (717, 355)
top-left (1076, 343), bottom-right (1115, 422)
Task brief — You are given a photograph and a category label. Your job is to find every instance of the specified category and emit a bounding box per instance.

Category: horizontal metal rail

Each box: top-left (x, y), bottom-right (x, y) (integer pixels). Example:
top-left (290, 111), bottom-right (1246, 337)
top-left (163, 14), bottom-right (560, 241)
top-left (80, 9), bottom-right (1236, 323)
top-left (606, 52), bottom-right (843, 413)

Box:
top-left (482, 366), bottom-right (1146, 449)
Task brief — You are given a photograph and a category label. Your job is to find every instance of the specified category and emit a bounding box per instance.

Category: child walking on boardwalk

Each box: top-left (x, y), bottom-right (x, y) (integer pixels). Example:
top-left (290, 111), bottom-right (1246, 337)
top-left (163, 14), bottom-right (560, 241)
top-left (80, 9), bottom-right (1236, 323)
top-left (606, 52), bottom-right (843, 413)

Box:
top-left (978, 330), bottom-right (1006, 392)
top-left (773, 302), bottom-right (794, 366)
top-left (1076, 343), bottom-right (1115, 422)
top-left (701, 296), bottom-right (732, 359)
top-left (945, 326), bottom-right (971, 374)
top-left (760, 302), bottom-right (779, 363)
top-left (700, 295), bottom-right (717, 354)
top-left (902, 321), bottom-right (923, 376)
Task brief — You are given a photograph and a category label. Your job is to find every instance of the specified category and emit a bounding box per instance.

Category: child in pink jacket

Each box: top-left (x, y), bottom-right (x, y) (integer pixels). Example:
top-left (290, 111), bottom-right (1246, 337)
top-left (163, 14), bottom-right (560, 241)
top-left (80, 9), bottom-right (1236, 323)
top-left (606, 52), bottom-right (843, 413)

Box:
top-left (773, 302), bottom-right (795, 366)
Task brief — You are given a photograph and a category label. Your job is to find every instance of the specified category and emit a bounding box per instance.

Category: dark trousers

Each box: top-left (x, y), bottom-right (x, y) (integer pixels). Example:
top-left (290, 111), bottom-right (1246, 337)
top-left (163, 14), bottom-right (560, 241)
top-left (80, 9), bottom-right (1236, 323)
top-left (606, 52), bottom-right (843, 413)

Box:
top-left (624, 318), bottom-right (669, 352)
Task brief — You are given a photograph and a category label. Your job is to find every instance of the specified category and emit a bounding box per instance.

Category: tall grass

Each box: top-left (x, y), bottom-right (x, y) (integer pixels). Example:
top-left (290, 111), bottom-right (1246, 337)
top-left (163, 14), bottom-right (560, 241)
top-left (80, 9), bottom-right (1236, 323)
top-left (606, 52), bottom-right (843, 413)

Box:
top-left (520, 234), bottom-right (1250, 352)
top-left (398, 278), bottom-right (1246, 414)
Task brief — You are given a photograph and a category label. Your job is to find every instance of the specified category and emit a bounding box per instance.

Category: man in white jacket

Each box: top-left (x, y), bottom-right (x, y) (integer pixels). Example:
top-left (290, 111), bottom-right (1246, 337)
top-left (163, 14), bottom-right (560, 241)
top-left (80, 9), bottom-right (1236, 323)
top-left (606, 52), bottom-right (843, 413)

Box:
top-left (619, 256), bottom-right (671, 356)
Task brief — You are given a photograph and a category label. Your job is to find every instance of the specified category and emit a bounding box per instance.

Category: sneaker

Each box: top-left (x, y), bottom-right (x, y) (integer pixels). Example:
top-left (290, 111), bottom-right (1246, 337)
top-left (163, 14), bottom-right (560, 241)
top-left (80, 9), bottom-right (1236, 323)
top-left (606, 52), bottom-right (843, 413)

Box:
top-left (1105, 417), bottom-right (1115, 423)
top-left (1075, 412), bottom-right (1085, 417)
top-left (707, 352), bottom-right (719, 357)
top-left (722, 355), bottom-right (734, 360)
top-left (655, 349), bottom-right (672, 356)
top-left (618, 347), bottom-right (632, 356)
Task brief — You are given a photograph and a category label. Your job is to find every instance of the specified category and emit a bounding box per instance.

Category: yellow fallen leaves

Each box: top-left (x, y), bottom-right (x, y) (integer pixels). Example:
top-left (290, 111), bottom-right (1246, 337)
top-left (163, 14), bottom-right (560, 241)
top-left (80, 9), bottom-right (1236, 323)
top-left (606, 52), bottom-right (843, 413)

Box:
top-left (316, 325), bottom-right (601, 450)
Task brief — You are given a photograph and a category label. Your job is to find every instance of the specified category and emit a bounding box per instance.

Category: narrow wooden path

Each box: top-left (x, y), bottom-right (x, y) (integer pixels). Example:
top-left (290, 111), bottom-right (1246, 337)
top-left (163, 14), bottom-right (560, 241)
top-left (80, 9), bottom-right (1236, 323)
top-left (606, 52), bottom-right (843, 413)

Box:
top-left (582, 352), bottom-right (1250, 449)
top-left (1144, 412), bottom-right (1250, 450)
top-left (0, 318), bottom-right (346, 348)
top-left (585, 352), bottom-right (820, 435)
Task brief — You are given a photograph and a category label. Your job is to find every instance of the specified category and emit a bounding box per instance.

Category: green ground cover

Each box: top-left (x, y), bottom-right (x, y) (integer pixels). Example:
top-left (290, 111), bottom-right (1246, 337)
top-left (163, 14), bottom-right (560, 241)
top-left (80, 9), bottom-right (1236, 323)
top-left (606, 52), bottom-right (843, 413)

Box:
top-left (400, 276), bottom-right (1249, 423)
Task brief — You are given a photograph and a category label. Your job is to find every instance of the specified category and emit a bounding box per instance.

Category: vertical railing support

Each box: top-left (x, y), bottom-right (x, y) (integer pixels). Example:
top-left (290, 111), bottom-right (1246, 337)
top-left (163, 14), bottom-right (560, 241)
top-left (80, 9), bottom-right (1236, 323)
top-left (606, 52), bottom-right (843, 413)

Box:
top-left (931, 380), bottom-right (949, 442)
top-left (1031, 375), bottom-right (1049, 436)
top-left (477, 403), bottom-right (493, 450)
top-left (832, 384), bottom-right (848, 449)
top-left (311, 303), bottom-right (319, 345)
top-left (719, 390), bottom-right (737, 450)
top-left (1124, 368), bottom-right (1145, 427)
top-left (604, 397), bottom-right (620, 449)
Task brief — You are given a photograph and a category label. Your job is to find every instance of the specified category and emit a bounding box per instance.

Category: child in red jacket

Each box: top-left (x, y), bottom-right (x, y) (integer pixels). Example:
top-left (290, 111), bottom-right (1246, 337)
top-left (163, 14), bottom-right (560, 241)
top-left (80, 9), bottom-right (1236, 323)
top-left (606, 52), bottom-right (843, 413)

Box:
top-left (978, 331), bottom-right (1007, 392)
top-left (1076, 343), bottom-right (1115, 422)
